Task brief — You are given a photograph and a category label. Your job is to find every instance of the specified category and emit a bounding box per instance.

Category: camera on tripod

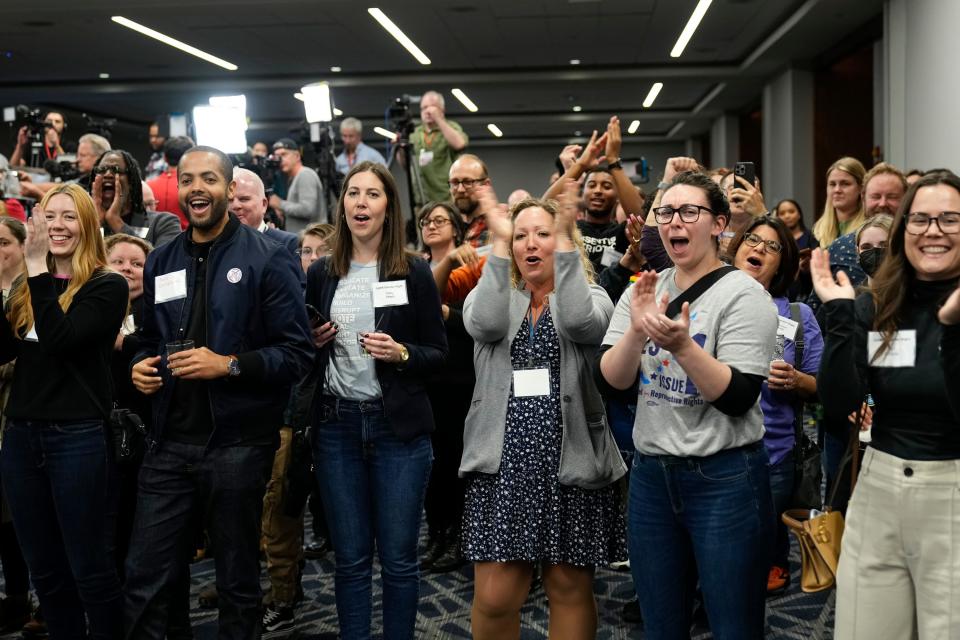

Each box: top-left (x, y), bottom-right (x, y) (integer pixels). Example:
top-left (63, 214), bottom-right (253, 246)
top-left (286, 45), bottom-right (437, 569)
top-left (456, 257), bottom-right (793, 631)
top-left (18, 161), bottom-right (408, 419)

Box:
top-left (83, 113), bottom-right (116, 140)
top-left (3, 105), bottom-right (52, 141)
top-left (388, 95), bottom-right (418, 139)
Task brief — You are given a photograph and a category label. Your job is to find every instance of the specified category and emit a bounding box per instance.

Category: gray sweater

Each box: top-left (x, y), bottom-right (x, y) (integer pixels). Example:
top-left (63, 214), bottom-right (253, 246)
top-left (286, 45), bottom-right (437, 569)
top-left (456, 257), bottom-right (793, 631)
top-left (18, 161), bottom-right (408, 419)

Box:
top-left (280, 167), bottom-right (325, 233)
top-left (460, 251), bottom-right (625, 489)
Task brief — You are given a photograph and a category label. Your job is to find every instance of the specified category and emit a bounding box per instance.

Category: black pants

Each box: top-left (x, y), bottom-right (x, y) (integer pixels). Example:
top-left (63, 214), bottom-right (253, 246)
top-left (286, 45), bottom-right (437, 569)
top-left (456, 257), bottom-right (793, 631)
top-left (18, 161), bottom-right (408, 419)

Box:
top-left (424, 385), bottom-right (471, 540)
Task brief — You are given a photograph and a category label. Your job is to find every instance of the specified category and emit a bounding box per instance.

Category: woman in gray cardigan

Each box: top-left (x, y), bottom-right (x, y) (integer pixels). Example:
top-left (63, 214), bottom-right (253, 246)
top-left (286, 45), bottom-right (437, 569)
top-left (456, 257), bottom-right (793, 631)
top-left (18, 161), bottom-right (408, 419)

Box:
top-left (460, 181), bottom-right (626, 640)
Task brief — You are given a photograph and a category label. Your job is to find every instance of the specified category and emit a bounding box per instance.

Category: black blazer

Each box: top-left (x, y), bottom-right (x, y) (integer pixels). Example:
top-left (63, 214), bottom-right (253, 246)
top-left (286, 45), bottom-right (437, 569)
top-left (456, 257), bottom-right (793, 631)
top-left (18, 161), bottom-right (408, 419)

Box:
top-left (305, 254), bottom-right (448, 441)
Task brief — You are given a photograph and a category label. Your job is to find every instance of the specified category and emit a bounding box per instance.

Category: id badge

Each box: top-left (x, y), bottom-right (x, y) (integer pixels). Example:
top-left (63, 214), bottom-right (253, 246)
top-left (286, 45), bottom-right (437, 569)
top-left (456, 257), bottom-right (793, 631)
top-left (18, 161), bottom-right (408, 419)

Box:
top-left (600, 246), bottom-right (623, 268)
top-left (868, 330), bottom-right (916, 367)
top-left (372, 281), bottom-right (409, 307)
top-left (419, 149), bottom-right (434, 167)
top-left (513, 366), bottom-right (550, 397)
top-left (155, 269), bottom-right (187, 303)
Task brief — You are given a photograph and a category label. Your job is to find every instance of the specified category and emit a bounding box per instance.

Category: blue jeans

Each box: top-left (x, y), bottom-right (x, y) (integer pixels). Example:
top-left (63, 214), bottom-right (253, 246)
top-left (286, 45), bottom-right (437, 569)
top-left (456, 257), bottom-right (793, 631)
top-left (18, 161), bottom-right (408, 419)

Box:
top-left (767, 451), bottom-right (795, 569)
top-left (312, 397), bottom-right (432, 640)
top-left (123, 440), bottom-right (273, 640)
top-left (628, 442), bottom-right (773, 640)
top-left (0, 419), bottom-right (122, 639)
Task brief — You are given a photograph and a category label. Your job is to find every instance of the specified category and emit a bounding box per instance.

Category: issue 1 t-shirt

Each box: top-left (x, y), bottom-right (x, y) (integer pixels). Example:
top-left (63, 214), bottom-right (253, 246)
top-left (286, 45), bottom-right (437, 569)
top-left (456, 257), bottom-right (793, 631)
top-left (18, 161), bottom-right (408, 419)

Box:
top-left (602, 267), bottom-right (778, 457)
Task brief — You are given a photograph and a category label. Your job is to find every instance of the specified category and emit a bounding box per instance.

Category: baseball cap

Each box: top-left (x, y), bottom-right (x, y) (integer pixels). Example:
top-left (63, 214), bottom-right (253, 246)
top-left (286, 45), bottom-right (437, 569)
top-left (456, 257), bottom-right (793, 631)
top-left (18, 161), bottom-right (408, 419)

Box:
top-left (273, 138), bottom-right (299, 152)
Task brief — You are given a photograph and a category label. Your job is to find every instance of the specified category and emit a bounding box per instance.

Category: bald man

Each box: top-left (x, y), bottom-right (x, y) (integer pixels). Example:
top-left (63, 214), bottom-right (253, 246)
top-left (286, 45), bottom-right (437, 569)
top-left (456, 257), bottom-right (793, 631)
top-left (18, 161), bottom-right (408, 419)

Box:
top-left (411, 90), bottom-right (468, 204)
top-left (448, 154), bottom-right (491, 248)
top-left (230, 168), bottom-right (299, 256)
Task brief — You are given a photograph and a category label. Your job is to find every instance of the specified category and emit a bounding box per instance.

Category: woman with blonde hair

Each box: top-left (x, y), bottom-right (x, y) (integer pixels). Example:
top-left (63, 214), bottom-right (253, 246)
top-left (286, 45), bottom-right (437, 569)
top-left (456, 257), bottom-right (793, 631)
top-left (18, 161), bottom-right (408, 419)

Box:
top-left (0, 183), bottom-right (128, 638)
top-left (461, 182), bottom-right (624, 639)
top-left (813, 157), bottom-right (867, 248)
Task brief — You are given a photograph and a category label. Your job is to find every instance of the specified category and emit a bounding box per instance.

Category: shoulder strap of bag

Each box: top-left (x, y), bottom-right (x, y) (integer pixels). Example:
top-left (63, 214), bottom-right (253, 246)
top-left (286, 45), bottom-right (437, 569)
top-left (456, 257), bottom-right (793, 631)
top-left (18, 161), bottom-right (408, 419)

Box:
top-left (825, 404), bottom-right (862, 509)
top-left (790, 303), bottom-right (806, 448)
top-left (664, 265), bottom-right (738, 319)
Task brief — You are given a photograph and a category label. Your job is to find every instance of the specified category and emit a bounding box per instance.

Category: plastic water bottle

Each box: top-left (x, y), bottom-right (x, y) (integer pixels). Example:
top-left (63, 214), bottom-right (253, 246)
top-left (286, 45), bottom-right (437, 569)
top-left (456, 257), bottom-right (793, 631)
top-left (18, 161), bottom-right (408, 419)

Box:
top-left (859, 393), bottom-right (875, 443)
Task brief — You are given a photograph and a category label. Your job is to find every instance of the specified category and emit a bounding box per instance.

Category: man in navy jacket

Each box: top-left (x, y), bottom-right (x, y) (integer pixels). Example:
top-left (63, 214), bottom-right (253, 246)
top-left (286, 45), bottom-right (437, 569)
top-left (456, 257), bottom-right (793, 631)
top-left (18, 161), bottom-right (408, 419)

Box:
top-left (126, 146), bottom-right (313, 639)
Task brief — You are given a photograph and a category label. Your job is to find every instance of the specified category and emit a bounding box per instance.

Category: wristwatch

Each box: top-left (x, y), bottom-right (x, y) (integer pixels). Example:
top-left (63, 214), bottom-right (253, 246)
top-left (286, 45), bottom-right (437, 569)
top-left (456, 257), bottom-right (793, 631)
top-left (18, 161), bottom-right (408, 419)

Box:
top-left (398, 345), bottom-right (410, 363)
top-left (227, 355), bottom-right (241, 377)
top-left (607, 158), bottom-right (623, 171)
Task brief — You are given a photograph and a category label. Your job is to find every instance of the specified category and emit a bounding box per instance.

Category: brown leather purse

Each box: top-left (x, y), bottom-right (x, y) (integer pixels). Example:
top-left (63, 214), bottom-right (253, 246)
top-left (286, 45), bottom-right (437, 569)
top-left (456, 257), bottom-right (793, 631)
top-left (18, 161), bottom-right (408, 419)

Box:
top-left (781, 407), bottom-right (863, 593)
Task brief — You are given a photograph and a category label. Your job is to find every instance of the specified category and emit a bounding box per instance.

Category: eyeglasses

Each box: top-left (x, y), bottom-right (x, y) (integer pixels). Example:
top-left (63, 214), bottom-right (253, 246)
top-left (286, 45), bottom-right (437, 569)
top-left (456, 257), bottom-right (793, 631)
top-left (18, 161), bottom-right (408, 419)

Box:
top-left (296, 247), bottom-right (326, 257)
top-left (905, 212), bottom-right (960, 235)
top-left (93, 165), bottom-right (129, 176)
top-left (419, 216), bottom-right (452, 229)
top-left (653, 204), bottom-right (714, 224)
top-left (743, 232), bottom-right (783, 254)
top-left (448, 178), bottom-right (485, 190)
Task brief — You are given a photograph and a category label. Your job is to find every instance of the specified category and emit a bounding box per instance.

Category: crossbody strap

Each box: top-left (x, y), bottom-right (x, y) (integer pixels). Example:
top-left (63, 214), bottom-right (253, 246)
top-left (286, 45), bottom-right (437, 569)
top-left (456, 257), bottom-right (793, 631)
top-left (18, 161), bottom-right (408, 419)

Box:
top-left (664, 265), bottom-right (738, 319)
top-left (790, 303), bottom-right (806, 449)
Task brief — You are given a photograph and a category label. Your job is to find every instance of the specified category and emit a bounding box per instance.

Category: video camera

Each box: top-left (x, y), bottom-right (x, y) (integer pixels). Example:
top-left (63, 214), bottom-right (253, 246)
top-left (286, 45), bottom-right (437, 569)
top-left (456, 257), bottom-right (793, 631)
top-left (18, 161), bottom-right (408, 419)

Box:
top-left (82, 113), bottom-right (116, 140)
top-left (3, 105), bottom-right (52, 141)
top-left (388, 95), bottom-right (418, 139)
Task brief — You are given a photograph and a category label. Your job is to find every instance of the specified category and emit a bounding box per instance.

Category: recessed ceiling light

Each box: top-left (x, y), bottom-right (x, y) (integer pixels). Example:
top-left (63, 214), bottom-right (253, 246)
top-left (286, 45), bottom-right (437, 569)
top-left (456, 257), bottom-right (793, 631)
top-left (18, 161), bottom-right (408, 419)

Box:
top-left (367, 8), bottom-right (431, 65)
top-left (451, 88), bottom-right (479, 113)
top-left (487, 123), bottom-right (503, 138)
top-left (333, 107), bottom-right (343, 116)
top-left (99, 72), bottom-right (110, 79)
top-left (373, 126), bottom-right (398, 141)
top-left (570, 59), bottom-right (581, 65)
top-left (572, 105), bottom-right (582, 112)
top-left (330, 66), bottom-right (342, 73)
top-left (574, 130), bottom-right (583, 137)
top-left (670, 0), bottom-right (713, 58)
top-left (642, 82), bottom-right (663, 108)
top-left (627, 119), bottom-right (640, 134)
top-left (111, 16), bottom-right (238, 71)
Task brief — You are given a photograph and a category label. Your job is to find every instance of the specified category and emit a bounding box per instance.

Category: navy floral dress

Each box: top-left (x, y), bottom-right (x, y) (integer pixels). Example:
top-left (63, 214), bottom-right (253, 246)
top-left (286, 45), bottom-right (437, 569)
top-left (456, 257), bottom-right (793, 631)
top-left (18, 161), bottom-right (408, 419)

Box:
top-left (461, 307), bottom-right (626, 566)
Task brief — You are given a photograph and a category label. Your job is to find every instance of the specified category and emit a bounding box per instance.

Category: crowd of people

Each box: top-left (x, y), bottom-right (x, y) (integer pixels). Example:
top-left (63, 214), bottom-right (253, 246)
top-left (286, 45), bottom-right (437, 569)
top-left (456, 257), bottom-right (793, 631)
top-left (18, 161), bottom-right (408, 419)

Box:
top-left (0, 95), bottom-right (957, 640)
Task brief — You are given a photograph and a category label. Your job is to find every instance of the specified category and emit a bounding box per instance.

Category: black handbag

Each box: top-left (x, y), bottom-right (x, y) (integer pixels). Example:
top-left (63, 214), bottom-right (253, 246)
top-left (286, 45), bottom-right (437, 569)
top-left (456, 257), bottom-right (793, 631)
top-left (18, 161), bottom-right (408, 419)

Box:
top-left (787, 302), bottom-right (823, 509)
top-left (65, 361), bottom-right (146, 464)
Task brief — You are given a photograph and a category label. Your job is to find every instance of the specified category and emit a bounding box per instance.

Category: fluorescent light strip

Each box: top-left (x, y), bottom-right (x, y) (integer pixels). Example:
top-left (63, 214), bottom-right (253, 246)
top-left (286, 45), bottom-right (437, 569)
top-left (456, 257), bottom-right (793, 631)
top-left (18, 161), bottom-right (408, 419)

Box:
top-left (373, 126), bottom-right (397, 141)
top-left (367, 8), bottom-right (431, 65)
top-left (487, 124), bottom-right (503, 138)
top-left (451, 88), bottom-right (479, 113)
top-left (642, 82), bottom-right (663, 108)
top-left (670, 0), bottom-right (713, 58)
top-left (627, 120), bottom-right (640, 134)
top-left (111, 16), bottom-right (238, 71)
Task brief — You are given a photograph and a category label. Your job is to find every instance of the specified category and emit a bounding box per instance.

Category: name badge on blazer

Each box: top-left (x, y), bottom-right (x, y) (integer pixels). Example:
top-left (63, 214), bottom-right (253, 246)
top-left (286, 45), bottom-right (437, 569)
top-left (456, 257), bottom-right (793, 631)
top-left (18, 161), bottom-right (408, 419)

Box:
top-left (868, 330), bottom-right (916, 368)
top-left (372, 281), bottom-right (408, 307)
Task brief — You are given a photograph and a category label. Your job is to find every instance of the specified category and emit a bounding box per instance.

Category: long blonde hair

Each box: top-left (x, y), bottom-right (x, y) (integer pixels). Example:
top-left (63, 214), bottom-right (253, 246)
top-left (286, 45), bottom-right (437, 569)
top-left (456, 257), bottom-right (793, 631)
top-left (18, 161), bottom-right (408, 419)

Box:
top-left (508, 197), bottom-right (595, 288)
top-left (813, 157), bottom-right (866, 247)
top-left (6, 184), bottom-right (110, 336)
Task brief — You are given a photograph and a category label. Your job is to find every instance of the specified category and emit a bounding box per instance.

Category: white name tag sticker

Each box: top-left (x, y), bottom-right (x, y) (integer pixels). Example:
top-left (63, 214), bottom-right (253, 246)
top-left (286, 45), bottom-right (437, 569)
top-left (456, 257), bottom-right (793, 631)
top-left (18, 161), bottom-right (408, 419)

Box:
top-left (131, 226), bottom-right (149, 239)
top-left (600, 246), bottom-right (624, 268)
top-left (155, 269), bottom-right (187, 303)
top-left (418, 149), bottom-right (434, 167)
top-left (868, 330), bottom-right (916, 368)
top-left (777, 315), bottom-right (800, 340)
top-left (372, 281), bottom-right (408, 307)
top-left (24, 324), bottom-right (38, 342)
top-left (475, 244), bottom-right (493, 257)
top-left (513, 368), bottom-right (550, 397)
top-left (121, 314), bottom-right (136, 336)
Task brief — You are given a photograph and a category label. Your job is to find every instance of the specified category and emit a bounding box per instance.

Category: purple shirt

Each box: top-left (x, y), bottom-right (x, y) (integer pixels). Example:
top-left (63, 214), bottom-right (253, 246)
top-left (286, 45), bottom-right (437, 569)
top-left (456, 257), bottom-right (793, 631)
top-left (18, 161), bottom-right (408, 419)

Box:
top-left (761, 297), bottom-right (824, 465)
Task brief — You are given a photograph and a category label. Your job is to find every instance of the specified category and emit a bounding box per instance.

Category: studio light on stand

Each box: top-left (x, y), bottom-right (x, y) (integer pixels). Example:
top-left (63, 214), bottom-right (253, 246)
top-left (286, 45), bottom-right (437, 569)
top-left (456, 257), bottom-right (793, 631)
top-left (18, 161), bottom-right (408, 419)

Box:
top-left (299, 82), bottom-right (338, 223)
top-left (192, 94), bottom-right (248, 154)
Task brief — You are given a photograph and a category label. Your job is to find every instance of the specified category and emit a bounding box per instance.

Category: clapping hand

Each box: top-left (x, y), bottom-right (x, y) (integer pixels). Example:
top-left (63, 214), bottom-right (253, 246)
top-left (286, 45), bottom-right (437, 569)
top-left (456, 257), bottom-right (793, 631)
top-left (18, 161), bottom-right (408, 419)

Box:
top-left (576, 130), bottom-right (609, 171)
top-left (554, 179), bottom-right (579, 242)
top-left (939, 284), bottom-right (960, 326)
top-left (476, 185), bottom-right (512, 243)
top-left (24, 206), bottom-right (50, 275)
top-left (640, 295), bottom-right (692, 354)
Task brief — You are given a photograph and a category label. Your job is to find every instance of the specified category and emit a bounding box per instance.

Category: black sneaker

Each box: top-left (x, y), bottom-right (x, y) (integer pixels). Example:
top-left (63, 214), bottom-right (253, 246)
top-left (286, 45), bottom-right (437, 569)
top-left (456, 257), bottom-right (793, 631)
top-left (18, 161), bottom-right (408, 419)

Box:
top-left (303, 538), bottom-right (331, 559)
top-left (261, 604), bottom-right (294, 636)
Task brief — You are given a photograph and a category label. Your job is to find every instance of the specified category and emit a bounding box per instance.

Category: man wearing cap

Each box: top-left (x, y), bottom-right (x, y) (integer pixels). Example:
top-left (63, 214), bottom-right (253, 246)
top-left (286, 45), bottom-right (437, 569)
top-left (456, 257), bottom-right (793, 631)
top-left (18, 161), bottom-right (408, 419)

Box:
top-left (268, 138), bottom-right (325, 233)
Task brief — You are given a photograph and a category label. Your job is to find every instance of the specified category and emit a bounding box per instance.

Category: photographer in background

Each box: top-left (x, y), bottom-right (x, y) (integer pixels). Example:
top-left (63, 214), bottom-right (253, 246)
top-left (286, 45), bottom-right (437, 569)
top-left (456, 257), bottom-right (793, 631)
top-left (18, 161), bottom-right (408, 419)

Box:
top-left (269, 138), bottom-right (324, 233)
top-left (16, 132), bottom-right (110, 200)
top-left (8, 111), bottom-right (75, 168)
top-left (411, 91), bottom-right (468, 205)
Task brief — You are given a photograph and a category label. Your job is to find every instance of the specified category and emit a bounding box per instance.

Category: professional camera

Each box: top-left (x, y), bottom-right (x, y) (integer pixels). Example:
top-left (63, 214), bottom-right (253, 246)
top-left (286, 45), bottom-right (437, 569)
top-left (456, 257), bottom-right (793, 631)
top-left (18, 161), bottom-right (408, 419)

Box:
top-left (4, 105), bottom-right (51, 139)
top-left (388, 95), bottom-right (417, 139)
top-left (83, 114), bottom-right (116, 140)
top-left (44, 157), bottom-right (80, 182)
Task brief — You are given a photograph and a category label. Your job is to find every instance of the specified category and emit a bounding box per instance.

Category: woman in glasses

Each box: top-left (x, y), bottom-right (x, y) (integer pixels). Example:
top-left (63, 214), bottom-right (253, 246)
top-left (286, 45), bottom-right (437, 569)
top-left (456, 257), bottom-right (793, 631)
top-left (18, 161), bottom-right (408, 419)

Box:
top-left (418, 201), bottom-right (465, 267)
top-left (91, 150), bottom-right (181, 248)
top-left (812, 171), bottom-right (960, 639)
top-left (305, 161), bottom-right (447, 639)
top-left (728, 216), bottom-right (824, 595)
top-left (598, 171), bottom-right (778, 637)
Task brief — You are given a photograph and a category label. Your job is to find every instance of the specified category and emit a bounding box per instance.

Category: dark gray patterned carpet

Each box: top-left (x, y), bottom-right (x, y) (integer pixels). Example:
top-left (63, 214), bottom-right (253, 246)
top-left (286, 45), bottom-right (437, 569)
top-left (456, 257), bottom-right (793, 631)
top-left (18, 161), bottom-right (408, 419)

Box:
top-left (179, 536), bottom-right (835, 639)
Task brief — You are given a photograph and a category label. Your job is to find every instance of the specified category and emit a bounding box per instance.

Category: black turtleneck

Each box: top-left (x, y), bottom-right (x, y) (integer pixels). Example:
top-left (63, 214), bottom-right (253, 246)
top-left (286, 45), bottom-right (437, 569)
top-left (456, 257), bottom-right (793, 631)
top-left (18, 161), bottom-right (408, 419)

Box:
top-left (819, 277), bottom-right (960, 460)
